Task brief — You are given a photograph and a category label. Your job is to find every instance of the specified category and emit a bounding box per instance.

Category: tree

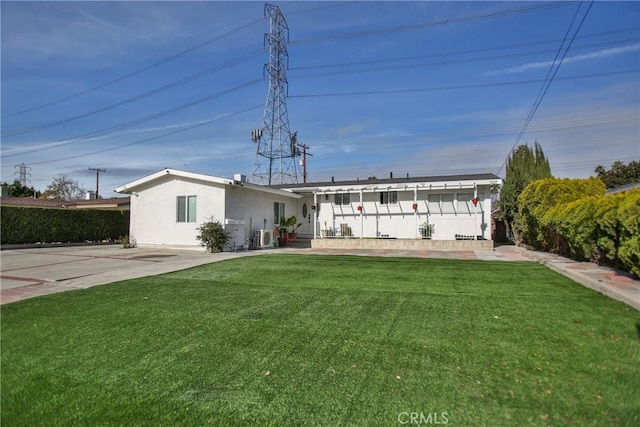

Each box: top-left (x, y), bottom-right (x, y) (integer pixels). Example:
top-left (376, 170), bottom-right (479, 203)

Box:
top-left (594, 161), bottom-right (640, 189)
top-left (40, 175), bottom-right (86, 201)
top-left (499, 141), bottom-right (552, 241)
top-left (2, 180), bottom-right (41, 198)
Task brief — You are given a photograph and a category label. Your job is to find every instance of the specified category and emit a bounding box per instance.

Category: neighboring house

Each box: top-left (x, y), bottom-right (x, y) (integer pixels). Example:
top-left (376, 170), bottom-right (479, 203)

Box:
top-left (277, 173), bottom-right (499, 245)
top-left (0, 197), bottom-right (67, 208)
top-left (605, 182), bottom-right (640, 195)
top-left (115, 168), bottom-right (499, 251)
top-left (114, 168), bottom-right (302, 250)
top-left (0, 196), bottom-right (130, 210)
top-left (72, 197), bottom-right (131, 210)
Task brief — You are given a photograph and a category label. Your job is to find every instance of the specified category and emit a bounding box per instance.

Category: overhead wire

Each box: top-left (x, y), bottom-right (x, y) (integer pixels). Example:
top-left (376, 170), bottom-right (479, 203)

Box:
top-left (3, 79), bottom-right (263, 158)
top-left (28, 104), bottom-right (263, 166)
top-left (287, 69), bottom-right (638, 98)
top-left (289, 2), bottom-right (572, 45)
top-left (289, 27), bottom-right (639, 71)
top-left (289, 39), bottom-right (638, 79)
top-left (2, 48), bottom-right (264, 138)
top-left (496, 1), bottom-right (595, 176)
top-left (1, 16), bottom-right (264, 119)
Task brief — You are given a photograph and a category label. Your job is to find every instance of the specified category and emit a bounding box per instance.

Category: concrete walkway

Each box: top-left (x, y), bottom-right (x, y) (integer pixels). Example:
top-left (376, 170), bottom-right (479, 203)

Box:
top-left (1, 243), bottom-right (638, 309)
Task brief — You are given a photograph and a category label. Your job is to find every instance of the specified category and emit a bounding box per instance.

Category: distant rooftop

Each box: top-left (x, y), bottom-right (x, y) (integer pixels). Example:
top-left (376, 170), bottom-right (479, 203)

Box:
top-left (605, 182), bottom-right (640, 195)
top-left (0, 196), bottom-right (130, 209)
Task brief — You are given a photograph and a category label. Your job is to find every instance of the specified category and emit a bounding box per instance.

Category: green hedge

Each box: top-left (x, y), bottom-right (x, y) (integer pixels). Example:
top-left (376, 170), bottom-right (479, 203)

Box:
top-left (1, 206), bottom-right (130, 244)
top-left (516, 181), bottom-right (639, 276)
top-left (515, 177), bottom-right (606, 249)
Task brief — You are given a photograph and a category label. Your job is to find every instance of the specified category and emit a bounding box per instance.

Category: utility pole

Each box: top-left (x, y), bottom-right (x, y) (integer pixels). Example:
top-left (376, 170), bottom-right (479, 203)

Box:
top-left (252, 3), bottom-right (300, 185)
top-left (296, 142), bottom-right (313, 184)
top-left (88, 167), bottom-right (106, 199)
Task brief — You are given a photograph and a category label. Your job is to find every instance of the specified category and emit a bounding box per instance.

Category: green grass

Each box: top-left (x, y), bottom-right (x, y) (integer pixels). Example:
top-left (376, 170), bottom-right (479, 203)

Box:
top-left (2, 255), bottom-right (639, 426)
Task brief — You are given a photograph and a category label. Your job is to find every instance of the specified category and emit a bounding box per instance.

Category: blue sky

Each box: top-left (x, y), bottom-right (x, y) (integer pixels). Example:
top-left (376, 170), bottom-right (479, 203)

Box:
top-left (2, 0), bottom-right (639, 198)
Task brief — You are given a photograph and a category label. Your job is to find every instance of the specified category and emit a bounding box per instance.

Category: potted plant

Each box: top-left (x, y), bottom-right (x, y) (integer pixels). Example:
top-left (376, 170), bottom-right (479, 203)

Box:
top-left (289, 220), bottom-right (303, 240)
top-left (278, 215), bottom-right (297, 245)
top-left (419, 222), bottom-right (434, 239)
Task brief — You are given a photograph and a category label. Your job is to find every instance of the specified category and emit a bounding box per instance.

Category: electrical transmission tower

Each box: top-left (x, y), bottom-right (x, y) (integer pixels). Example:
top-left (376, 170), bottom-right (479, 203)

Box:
top-left (251, 3), bottom-right (300, 185)
top-left (14, 163), bottom-right (31, 187)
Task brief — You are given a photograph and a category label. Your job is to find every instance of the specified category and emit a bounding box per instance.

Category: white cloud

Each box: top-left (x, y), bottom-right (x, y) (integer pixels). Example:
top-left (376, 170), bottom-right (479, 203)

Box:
top-left (487, 44), bottom-right (640, 76)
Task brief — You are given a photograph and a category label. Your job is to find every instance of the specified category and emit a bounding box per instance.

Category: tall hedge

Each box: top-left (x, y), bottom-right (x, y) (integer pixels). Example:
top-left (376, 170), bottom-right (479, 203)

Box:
top-left (1, 206), bottom-right (129, 244)
top-left (524, 188), bottom-right (639, 277)
top-left (617, 190), bottom-right (640, 276)
top-left (515, 177), bottom-right (606, 249)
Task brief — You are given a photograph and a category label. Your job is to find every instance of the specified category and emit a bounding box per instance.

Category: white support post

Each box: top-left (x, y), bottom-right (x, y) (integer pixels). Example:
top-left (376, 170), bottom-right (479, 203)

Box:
top-left (474, 184), bottom-right (478, 240)
top-left (313, 192), bottom-right (318, 239)
top-left (360, 189), bottom-right (364, 239)
top-left (414, 186), bottom-right (418, 238)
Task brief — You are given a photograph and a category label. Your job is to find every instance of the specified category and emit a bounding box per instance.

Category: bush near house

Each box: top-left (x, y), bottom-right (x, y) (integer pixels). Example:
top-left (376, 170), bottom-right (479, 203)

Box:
top-left (516, 178), bottom-right (639, 276)
top-left (0, 206), bottom-right (129, 244)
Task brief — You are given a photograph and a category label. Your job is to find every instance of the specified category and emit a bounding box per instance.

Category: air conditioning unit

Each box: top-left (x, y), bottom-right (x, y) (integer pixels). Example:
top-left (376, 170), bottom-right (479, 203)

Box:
top-left (256, 229), bottom-right (273, 249)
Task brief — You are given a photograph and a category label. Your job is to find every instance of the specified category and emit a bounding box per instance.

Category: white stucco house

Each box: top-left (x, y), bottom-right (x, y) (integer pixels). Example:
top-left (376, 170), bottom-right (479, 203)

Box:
top-left (114, 169), bottom-right (301, 250)
top-left (115, 168), bottom-right (500, 251)
top-left (277, 172), bottom-right (499, 250)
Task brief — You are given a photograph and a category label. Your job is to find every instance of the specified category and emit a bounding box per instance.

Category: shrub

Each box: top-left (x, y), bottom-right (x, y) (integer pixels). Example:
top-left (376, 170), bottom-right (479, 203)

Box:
top-left (196, 217), bottom-right (231, 253)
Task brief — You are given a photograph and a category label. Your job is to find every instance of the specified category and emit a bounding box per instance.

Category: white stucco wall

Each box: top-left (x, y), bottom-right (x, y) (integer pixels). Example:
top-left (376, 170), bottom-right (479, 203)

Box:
top-left (129, 175), bottom-right (225, 248)
top-left (313, 185), bottom-right (493, 240)
top-left (224, 185), bottom-right (299, 248)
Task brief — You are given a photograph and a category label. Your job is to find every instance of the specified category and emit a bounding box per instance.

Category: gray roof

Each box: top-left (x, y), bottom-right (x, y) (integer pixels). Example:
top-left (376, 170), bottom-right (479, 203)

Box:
top-left (272, 173), bottom-right (501, 190)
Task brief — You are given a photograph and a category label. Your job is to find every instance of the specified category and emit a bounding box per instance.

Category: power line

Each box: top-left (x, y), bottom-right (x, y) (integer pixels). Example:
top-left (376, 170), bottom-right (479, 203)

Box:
top-left (289, 28), bottom-right (639, 71)
top-left (28, 104), bottom-right (263, 166)
top-left (289, 2), bottom-right (572, 45)
top-left (284, 1), bottom-right (360, 16)
top-left (2, 49), bottom-right (264, 138)
top-left (321, 112), bottom-right (637, 148)
top-left (496, 1), bottom-right (595, 176)
top-left (289, 39), bottom-right (638, 80)
top-left (1, 16), bottom-right (264, 119)
top-left (287, 69), bottom-right (638, 98)
top-left (3, 79), bottom-right (262, 159)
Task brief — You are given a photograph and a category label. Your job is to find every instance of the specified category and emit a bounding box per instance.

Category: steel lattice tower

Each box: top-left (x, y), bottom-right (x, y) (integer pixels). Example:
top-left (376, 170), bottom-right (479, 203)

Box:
top-left (252, 3), bottom-right (299, 185)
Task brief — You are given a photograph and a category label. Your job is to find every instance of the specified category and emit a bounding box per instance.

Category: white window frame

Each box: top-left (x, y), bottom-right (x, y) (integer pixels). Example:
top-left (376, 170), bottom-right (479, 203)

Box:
top-left (457, 193), bottom-right (472, 215)
top-left (274, 202), bottom-right (285, 225)
top-left (177, 195), bottom-right (197, 223)
top-left (334, 193), bottom-right (351, 205)
top-left (379, 191), bottom-right (398, 205)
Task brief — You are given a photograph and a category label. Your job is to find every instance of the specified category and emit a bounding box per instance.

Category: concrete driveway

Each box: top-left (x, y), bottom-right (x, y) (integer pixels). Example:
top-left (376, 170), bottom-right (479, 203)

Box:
top-left (0, 245), bottom-right (261, 304)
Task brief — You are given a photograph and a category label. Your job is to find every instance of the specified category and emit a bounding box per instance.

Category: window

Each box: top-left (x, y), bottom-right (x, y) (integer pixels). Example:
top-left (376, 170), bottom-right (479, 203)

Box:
top-left (441, 194), bottom-right (455, 213)
top-left (427, 194), bottom-right (440, 213)
top-left (457, 193), bottom-right (472, 214)
top-left (274, 202), bottom-right (285, 225)
top-left (177, 195), bottom-right (197, 222)
top-left (379, 191), bottom-right (398, 205)
top-left (334, 193), bottom-right (350, 205)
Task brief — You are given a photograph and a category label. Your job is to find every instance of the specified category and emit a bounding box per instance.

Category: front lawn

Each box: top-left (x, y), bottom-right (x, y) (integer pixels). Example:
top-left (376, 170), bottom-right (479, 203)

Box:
top-left (2, 255), bottom-right (638, 425)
